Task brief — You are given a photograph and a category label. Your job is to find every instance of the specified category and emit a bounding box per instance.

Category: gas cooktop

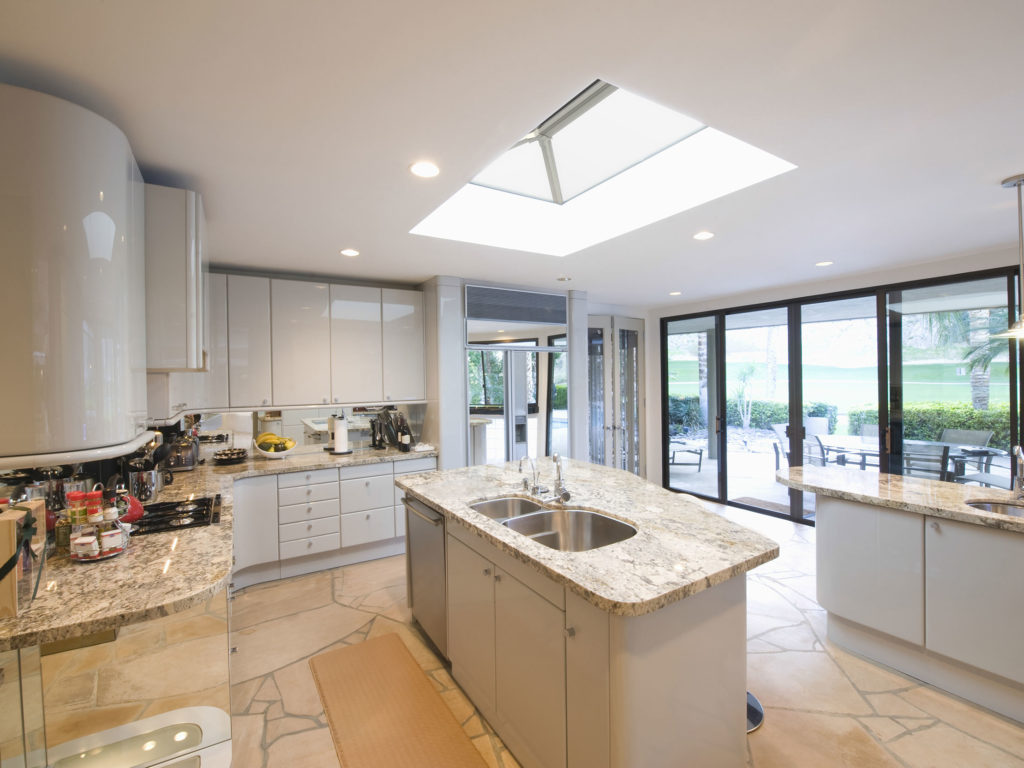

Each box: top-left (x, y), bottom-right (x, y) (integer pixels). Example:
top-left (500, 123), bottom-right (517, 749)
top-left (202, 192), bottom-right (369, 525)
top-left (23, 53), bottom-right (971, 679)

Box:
top-left (134, 495), bottom-right (221, 536)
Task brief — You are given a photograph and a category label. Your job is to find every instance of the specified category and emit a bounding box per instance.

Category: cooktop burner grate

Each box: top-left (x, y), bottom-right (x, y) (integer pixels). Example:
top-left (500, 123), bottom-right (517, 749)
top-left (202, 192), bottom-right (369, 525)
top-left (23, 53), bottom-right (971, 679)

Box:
top-left (134, 495), bottom-right (220, 535)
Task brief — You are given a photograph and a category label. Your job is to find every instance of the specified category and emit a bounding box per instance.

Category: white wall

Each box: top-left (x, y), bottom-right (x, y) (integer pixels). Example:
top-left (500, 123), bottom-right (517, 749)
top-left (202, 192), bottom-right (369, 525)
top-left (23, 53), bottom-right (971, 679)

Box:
top-left (642, 246), bottom-right (1018, 486)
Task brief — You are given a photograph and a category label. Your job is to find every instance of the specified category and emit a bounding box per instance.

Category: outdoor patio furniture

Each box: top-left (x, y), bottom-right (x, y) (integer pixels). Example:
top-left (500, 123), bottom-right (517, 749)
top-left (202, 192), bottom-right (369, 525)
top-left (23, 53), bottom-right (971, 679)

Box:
top-left (903, 444), bottom-right (952, 482)
top-left (772, 433), bottom-right (826, 469)
top-left (953, 450), bottom-right (1013, 490)
top-left (669, 441), bottom-right (703, 471)
top-left (938, 428), bottom-right (993, 447)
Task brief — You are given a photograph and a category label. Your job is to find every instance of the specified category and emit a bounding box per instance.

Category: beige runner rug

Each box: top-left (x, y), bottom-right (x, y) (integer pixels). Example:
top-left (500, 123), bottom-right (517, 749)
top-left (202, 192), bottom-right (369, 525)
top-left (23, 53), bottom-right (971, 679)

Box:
top-left (309, 632), bottom-right (488, 768)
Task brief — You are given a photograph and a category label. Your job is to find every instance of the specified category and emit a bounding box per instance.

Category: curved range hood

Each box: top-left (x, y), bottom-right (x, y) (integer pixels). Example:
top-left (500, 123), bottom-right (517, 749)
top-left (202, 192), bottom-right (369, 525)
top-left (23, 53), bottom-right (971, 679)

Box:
top-left (0, 84), bottom-right (148, 465)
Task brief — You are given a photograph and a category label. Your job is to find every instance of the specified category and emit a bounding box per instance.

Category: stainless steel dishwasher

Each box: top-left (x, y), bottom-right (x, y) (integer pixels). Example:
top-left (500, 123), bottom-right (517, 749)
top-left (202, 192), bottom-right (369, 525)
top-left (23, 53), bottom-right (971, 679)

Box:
top-left (404, 496), bottom-right (447, 657)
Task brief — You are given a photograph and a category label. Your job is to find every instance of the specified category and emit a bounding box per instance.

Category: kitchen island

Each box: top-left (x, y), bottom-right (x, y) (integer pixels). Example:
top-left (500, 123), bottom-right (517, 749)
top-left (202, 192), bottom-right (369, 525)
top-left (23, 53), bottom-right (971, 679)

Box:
top-left (397, 459), bottom-right (779, 768)
top-left (778, 466), bottom-right (1024, 723)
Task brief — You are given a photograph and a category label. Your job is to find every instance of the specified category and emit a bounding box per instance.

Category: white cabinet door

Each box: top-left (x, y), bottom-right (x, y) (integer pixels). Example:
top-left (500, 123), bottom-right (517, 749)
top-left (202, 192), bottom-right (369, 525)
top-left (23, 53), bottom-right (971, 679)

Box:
top-left (381, 288), bottom-right (425, 401)
top-left (565, 591), bottom-right (610, 768)
top-left (232, 475), bottom-right (279, 572)
top-left (495, 566), bottom-right (567, 768)
top-left (330, 284), bottom-right (382, 404)
top-left (272, 279), bottom-right (332, 406)
top-left (816, 496), bottom-right (924, 645)
top-left (202, 272), bottom-right (230, 409)
top-left (227, 274), bottom-right (273, 407)
top-left (926, 517), bottom-right (1024, 684)
top-left (145, 184), bottom-right (205, 370)
top-left (447, 535), bottom-right (496, 716)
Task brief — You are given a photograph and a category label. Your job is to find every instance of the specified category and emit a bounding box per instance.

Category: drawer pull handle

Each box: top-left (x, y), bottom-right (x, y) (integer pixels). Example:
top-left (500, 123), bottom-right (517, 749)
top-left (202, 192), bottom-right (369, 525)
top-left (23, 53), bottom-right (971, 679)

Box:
top-left (306, 474), bottom-right (311, 480)
top-left (307, 541), bottom-right (313, 548)
top-left (365, 480), bottom-right (370, 487)
top-left (483, 568), bottom-right (491, 576)
top-left (564, 626), bottom-right (576, 639)
top-left (306, 489), bottom-right (312, 495)
top-left (307, 506), bottom-right (312, 513)
top-left (307, 523), bottom-right (313, 530)
top-left (365, 514), bottom-right (370, 520)
top-left (494, 574), bottom-right (502, 583)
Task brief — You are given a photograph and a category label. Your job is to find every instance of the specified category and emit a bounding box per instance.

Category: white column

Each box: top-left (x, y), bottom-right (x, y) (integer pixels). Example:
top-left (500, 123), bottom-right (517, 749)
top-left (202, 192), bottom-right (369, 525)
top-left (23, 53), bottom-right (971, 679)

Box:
top-left (422, 276), bottom-right (467, 469)
top-left (568, 290), bottom-right (589, 461)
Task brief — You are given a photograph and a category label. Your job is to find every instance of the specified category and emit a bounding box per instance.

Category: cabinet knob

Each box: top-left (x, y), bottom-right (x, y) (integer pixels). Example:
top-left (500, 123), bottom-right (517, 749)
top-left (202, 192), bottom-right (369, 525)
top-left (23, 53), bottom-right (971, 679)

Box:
top-left (365, 480), bottom-right (370, 487)
top-left (307, 506), bottom-right (312, 513)
top-left (483, 568), bottom-right (491, 576)
top-left (307, 523), bottom-right (313, 530)
top-left (386, 395), bottom-right (392, 401)
top-left (306, 473), bottom-right (312, 480)
top-left (494, 574), bottom-right (502, 583)
top-left (365, 513), bottom-right (371, 520)
top-left (930, 521), bottom-right (941, 531)
top-left (262, 399), bottom-right (269, 405)
top-left (307, 541), bottom-right (313, 548)
top-left (306, 488), bottom-right (312, 495)
top-left (564, 627), bottom-right (576, 639)
top-left (323, 398), bottom-right (328, 404)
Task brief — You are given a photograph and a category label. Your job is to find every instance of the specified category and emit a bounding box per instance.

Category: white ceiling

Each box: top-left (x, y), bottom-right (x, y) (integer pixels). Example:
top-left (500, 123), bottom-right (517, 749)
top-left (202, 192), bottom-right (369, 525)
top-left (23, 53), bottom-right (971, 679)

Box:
top-left (2, 0), bottom-right (1023, 309)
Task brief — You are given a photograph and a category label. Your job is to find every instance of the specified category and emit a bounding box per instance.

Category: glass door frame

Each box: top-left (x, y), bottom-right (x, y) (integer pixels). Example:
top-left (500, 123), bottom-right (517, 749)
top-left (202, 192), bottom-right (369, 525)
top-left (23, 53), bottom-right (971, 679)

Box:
top-left (661, 265), bottom-right (1021, 525)
top-left (589, 315), bottom-right (646, 475)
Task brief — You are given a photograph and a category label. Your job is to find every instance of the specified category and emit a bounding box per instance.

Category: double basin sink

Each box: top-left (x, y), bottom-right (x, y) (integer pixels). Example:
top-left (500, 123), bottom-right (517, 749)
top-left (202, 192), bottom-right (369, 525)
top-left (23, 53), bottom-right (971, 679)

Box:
top-left (469, 497), bottom-right (637, 553)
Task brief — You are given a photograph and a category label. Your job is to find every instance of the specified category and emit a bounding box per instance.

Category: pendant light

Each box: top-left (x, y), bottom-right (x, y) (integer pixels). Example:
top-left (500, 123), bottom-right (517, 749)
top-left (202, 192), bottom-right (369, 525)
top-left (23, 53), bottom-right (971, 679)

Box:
top-left (995, 174), bottom-right (1024, 338)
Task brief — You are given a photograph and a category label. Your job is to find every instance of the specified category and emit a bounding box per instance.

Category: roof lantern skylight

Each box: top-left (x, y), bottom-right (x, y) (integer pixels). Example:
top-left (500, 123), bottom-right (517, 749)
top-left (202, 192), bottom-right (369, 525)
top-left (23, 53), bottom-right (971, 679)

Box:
top-left (412, 80), bottom-right (796, 256)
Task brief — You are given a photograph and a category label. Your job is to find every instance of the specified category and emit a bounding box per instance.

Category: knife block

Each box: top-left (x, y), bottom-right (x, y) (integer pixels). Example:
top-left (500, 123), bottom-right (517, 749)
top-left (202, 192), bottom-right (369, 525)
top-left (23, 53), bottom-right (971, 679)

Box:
top-left (0, 499), bottom-right (46, 618)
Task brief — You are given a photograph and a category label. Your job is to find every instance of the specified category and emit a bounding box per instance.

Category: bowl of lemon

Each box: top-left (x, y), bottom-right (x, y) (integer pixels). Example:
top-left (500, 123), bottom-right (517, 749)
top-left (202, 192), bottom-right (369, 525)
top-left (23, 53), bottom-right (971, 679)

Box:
top-left (253, 432), bottom-right (297, 459)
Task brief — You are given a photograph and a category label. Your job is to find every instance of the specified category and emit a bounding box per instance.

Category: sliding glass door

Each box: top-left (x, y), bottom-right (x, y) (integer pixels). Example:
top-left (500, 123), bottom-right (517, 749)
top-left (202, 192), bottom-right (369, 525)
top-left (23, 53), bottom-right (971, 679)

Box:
top-left (661, 267), bottom-right (1020, 523)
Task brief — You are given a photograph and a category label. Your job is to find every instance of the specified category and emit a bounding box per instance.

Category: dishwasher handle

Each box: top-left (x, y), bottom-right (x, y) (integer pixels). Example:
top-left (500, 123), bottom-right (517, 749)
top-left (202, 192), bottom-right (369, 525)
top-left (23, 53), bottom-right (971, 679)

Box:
top-left (404, 497), bottom-right (443, 527)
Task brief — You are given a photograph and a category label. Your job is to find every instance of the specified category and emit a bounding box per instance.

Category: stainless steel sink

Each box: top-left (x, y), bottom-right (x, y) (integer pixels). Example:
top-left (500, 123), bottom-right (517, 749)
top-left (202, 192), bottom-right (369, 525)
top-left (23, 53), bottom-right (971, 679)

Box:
top-left (966, 500), bottom-right (1024, 517)
top-left (469, 497), bottom-right (543, 521)
top-left (503, 509), bottom-right (637, 552)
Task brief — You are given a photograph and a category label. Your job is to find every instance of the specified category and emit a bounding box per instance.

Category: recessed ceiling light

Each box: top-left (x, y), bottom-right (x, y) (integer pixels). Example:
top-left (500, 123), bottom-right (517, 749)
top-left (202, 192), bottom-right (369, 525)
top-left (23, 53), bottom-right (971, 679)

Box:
top-left (340, 248), bottom-right (359, 257)
top-left (815, 260), bottom-right (833, 267)
top-left (693, 231), bottom-right (715, 241)
top-left (669, 291), bottom-right (681, 296)
top-left (410, 161), bottom-right (440, 178)
top-left (556, 276), bottom-right (572, 282)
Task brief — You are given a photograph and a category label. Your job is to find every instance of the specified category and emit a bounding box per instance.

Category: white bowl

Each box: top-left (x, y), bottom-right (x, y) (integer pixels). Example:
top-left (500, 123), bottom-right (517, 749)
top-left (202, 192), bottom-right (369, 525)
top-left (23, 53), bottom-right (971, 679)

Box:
top-left (252, 439), bottom-right (295, 460)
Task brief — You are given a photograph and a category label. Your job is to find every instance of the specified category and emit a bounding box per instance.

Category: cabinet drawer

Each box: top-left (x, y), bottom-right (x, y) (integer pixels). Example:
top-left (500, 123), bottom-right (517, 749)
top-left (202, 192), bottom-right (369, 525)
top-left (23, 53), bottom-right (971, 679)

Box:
top-left (341, 507), bottom-right (395, 547)
top-left (279, 481), bottom-right (338, 506)
top-left (394, 457), bottom-right (437, 475)
top-left (338, 462), bottom-right (394, 481)
top-left (278, 497), bottom-right (339, 525)
top-left (278, 467), bottom-right (339, 488)
top-left (279, 531), bottom-right (340, 560)
top-left (279, 515), bottom-right (340, 543)
top-left (341, 475), bottom-right (394, 513)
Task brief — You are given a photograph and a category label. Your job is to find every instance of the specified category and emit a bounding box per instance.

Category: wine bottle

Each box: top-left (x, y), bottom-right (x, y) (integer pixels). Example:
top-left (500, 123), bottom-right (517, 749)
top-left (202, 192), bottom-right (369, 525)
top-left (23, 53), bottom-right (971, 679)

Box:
top-left (398, 414), bottom-right (412, 452)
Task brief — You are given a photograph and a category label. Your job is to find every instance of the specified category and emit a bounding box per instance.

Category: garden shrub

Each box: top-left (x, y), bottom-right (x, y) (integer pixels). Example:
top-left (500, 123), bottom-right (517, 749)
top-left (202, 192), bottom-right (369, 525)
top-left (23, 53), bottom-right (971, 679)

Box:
top-left (668, 395), bottom-right (841, 433)
top-left (667, 395), bottom-right (704, 432)
top-left (848, 403), bottom-right (1011, 451)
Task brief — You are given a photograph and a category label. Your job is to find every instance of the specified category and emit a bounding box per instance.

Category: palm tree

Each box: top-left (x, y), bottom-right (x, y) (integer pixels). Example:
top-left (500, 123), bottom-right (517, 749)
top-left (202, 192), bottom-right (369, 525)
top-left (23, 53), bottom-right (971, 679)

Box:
top-left (925, 308), bottom-right (1009, 410)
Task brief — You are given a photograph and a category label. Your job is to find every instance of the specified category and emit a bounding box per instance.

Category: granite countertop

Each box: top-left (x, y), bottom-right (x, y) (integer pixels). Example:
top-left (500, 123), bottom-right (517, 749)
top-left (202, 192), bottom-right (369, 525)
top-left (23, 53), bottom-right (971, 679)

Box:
top-left (396, 459), bottom-right (779, 617)
top-left (777, 466), bottom-right (1024, 534)
top-left (0, 445), bottom-right (437, 650)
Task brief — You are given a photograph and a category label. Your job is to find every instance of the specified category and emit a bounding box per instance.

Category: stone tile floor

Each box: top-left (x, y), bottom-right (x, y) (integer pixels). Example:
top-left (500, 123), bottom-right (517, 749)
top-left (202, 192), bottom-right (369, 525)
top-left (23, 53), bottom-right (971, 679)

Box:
top-left (228, 504), bottom-right (1024, 767)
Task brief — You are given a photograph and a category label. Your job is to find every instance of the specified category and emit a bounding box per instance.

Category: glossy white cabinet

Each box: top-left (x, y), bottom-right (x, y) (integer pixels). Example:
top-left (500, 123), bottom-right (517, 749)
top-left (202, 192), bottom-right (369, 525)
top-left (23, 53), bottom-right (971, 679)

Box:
top-left (145, 184), bottom-right (206, 371)
top-left (0, 84), bottom-right (147, 459)
top-left (227, 274), bottom-right (273, 407)
top-left (232, 476), bottom-right (280, 573)
top-left (271, 279), bottom-right (332, 406)
top-left (382, 288), bottom-right (425, 401)
top-left (495, 564), bottom-right (567, 768)
top-left (925, 517), bottom-right (1024, 684)
top-left (330, 284), bottom-right (383, 403)
top-left (816, 496), bottom-right (924, 645)
top-left (447, 535), bottom-right (497, 715)
top-left (203, 272), bottom-right (230, 410)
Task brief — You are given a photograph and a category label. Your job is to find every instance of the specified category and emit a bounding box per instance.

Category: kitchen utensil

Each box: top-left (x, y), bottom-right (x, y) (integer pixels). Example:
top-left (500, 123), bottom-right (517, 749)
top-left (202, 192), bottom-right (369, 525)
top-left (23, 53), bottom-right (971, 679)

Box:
top-left (127, 469), bottom-right (173, 502)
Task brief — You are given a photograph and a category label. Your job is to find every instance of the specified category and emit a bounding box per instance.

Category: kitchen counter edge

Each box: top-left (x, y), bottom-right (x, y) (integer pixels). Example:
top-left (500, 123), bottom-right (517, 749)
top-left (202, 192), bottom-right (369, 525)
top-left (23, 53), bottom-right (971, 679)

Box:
top-left (0, 447), bottom-right (437, 650)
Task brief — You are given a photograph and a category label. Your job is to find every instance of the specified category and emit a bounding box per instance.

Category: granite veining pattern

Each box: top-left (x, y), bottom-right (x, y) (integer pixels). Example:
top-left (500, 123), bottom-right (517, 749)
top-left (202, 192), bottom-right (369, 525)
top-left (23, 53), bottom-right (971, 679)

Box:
top-left (777, 466), bottom-right (1024, 534)
top-left (0, 446), bottom-right (436, 650)
top-left (396, 459), bottom-right (779, 616)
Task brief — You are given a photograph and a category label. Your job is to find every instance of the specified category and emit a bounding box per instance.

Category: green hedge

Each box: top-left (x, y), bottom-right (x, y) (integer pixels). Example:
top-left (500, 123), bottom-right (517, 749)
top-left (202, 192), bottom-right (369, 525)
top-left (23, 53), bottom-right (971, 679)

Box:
top-left (848, 403), bottom-right (1011, 451)
top-left (552, 384), bottom-right (567, 410)
top-left (667, 395), bottom-right (838, 433)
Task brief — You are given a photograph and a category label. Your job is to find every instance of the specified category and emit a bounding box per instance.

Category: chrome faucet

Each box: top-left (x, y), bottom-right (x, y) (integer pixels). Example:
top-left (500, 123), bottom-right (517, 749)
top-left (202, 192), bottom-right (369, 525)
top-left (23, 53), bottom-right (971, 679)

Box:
top-left (516, 456), bottom-right (548, 499)
top-left (550, 454), bottom-right (571, 503)
top-left (1015, 446), bottom-right (1024, 498)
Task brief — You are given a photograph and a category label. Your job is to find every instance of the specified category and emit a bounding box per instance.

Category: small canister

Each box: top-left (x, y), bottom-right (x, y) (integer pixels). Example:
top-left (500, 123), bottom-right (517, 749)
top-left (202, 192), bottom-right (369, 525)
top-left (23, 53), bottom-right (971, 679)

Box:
top-left (72, 535), bottom-right (99, 557)
top-left (102, 506), bottom-right (119, 521)
top-left (84, 490), bottom-right (103, 521)
top-left (54, 514), bottom-right (72, 555)
top-left (66, 491), bottom-right (87, 524)
top-left (100, 529), bottom-right (124, 553)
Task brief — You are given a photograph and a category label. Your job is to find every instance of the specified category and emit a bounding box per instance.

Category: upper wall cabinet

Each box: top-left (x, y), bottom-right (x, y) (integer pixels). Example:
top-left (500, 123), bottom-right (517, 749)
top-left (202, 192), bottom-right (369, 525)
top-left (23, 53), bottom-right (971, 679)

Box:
top-left (145, 184), bottom-right (206, 371)
top-left (382, 288), bottom-right (425, 402)
top-left (204, 272), bottom-right (230, 410)
top-left (228, 274), bottom-right (273, 408)
top-left (272, 279), bottom-right (332, 406)
top-left (330, 284), bottom-right (383, 404)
